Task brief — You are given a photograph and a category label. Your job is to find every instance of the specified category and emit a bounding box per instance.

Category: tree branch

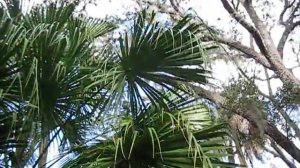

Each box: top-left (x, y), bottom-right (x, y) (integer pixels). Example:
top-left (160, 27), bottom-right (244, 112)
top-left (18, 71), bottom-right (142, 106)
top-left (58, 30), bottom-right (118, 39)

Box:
top-left (243, 0), bottom-right (279, 58)
top-left (155, 0), bottom-right (300, 92)
top-left (278, 0), bottom-right (300, 57)
top-left (220, 0), bottom-right (300, 86)
top-left (220, 0), bottom-right (269, 56)
top-left (148, 0), bottom-right (300, 88)
top-left (267, 123), bottom-right (300, 163)
top-left (202, 35), bottom-right (272, 69)
top-left (271, 140), bottom-right (297, 168)
top-left (277, 20), bottom-right (300, 57)
top-left (279, 0), bottom-right (296, 26)
top-left (145, 0), bottom-right (183, 21)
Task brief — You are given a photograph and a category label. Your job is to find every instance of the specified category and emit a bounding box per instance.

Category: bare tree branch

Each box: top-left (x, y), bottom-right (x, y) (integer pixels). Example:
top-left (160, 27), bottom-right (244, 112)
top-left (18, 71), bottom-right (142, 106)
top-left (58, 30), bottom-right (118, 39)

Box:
top-left (271, 138), bottom-right (297, 168)
top-left (144, 0), bottom-right (300, 93)
top-left (221, 0), bottom-right (300, 86)
top-left (220, 0), bottom-right (269, 56)
top-left (202, 35), bottom-right (272, 69)
top-left (243, 0), bottom-right (279, 58)
top-left (265, 146), bottom-right (280, 158)
top-left (278, 0), bottom-right (300, 57)
top-left (265, 139), bottom-right (297, 168)
top-left (254, 74), bottom-right (278, 81)
top-left (279, 0), bottom-right (296, 26)
top-left (169, 0), bottom-right (181, 14)
top-left (260, 118), bottom-right (300, 163)
top-left (147, 0), bottom-right (300, 88)
top-left (277, 20), bottom-right (300, 57)
top-left (145, 0), bottom-right (183, 21)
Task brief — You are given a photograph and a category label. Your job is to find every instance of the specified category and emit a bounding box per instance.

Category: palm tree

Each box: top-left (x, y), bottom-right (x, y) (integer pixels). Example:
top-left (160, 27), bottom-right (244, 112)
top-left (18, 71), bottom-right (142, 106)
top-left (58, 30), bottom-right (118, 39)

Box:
top-left (0, 0), bottom-right (235, 167)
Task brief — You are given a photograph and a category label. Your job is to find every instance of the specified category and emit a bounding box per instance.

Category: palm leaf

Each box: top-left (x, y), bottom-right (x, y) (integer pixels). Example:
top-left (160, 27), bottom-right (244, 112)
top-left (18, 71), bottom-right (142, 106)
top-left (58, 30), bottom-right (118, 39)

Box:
top-left (89, 10), bottom-right (215, 115)
top-left (62, 95), bottom-right (237, 168)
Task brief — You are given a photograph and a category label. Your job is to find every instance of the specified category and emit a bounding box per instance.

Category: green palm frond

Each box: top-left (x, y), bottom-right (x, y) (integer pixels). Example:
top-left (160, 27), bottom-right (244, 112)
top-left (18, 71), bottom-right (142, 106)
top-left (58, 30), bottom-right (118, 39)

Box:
top-left (0, 112), bottom-right (30, 168)
top-left (62, 96), bottom-right (237, 168)
top-left (0, 7), bottom-right (26, 111)
top-left (89, 10), bottom-right (215, 115)
top-left (18, 0), bottom-right (115, 126)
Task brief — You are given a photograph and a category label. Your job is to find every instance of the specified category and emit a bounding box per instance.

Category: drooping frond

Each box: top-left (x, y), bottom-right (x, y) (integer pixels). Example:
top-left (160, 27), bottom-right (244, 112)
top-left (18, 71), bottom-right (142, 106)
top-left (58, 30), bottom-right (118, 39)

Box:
top-left (62, 95), bottom-right (237, 168)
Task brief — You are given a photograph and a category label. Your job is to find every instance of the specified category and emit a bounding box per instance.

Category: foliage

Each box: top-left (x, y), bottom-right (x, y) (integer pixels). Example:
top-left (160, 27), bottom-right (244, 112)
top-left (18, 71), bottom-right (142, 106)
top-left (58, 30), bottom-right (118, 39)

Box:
top-left (222, 77), bottom-right (267, 162)
top-left (0, 0), bottom-right (236, 167)
top-left (88, 10), bottom-right (213, 116)
top-left (62, 95), bottom-right (235, 168)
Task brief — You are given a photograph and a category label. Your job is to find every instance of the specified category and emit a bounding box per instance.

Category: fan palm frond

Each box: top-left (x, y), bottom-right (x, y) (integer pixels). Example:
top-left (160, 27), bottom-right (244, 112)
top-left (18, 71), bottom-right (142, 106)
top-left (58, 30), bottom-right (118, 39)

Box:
top-left (62, 95), bottom-right (236, 168)
top-left (89, 10), bottom-right (216, 115)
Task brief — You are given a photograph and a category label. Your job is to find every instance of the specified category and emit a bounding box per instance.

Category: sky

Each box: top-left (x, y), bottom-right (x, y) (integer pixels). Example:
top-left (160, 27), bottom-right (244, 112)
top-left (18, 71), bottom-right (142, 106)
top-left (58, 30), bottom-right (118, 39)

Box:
top-left (24, 0), bottom-right (299, 167)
